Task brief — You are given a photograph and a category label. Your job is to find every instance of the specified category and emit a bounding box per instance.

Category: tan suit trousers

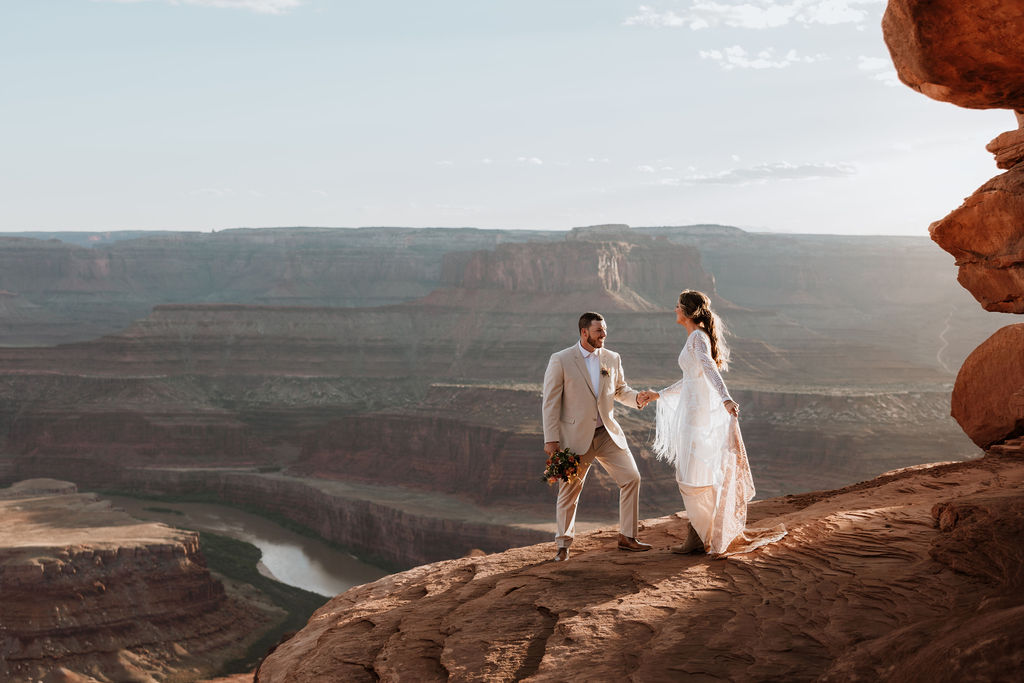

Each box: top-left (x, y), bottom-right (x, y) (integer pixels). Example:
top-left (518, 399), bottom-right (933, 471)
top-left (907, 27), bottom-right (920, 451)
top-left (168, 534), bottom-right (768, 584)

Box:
top-left (555, 426), bottom-right (641, 548)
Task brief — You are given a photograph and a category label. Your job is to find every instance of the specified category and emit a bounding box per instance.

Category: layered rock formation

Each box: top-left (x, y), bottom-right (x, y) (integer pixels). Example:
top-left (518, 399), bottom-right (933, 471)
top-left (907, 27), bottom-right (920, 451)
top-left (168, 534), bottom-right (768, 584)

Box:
top-left (0, 227), bottom-right (997, 569)
top-left (875, 10), bottom-right (1024, 672)
top-left (885, 0), bottom-right (1024, 454)
top-left (885, 1), bottom-right (1024, 315)
top-left (107, 467), bottom-right (551, 569)
top-left (253, 453), bottom-right (1024, 682)
top-left (0, 479), bottom-right (271, 681)
top-left (929, 166), bottom-right (1024, 313)
top-left (294, 384), bottom-right (967, 509)
top-left (428, 237), bottom-right (713, 313)
top-left (0, 228), bottom-right (560, 345)
top-left (0, 226), bottom-right (1002, 381)
top-left (988, 112), bottom-right (1024, 170)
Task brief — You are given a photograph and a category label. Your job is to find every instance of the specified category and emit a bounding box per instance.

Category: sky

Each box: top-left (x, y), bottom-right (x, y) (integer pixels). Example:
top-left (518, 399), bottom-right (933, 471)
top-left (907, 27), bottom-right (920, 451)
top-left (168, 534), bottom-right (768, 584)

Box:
top-left (0, 0), bottom-right (1014, 235)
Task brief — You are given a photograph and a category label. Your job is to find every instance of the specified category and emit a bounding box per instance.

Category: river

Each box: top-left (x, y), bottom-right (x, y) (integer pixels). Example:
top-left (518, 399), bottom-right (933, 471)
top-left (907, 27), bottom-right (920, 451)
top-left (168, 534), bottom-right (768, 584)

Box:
top-left (107, 495), bottom-right (390, 597)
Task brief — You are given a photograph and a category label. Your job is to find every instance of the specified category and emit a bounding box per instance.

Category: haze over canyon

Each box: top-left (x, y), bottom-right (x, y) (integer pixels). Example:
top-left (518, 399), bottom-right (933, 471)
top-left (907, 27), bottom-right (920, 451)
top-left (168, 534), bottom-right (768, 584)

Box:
top-left (0, 224), bottom-right (1001, 516)
top-left (0, 221), bottom-right (1015, 680)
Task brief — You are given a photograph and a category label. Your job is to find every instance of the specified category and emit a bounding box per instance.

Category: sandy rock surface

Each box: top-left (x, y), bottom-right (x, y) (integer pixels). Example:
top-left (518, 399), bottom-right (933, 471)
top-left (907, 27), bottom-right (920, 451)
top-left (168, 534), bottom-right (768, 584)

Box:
top-left (952, 324), bottom-right (1024, 448)
top-left (255, 455), bottom-right (1024, 682)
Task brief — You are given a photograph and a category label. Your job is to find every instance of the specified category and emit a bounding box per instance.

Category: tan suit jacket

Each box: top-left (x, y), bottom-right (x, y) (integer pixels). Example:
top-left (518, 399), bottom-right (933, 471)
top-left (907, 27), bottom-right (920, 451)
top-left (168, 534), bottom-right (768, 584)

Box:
top-left (542, 344), bottom-right (640, 456)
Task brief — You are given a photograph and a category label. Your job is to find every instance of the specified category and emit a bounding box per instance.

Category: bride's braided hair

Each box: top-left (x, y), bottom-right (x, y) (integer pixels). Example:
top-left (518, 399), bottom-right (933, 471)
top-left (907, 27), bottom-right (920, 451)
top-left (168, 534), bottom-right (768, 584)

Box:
top-left (678, 290), bottom-right (730, 371)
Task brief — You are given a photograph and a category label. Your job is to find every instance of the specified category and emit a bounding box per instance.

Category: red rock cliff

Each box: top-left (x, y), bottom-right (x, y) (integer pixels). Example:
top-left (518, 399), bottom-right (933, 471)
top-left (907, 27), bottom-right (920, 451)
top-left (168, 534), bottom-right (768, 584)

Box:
top-left (430, 237), bottom-right (714, 312)
top-left (0, 480), bottom-right (270, 682)
top-left (885, 0), bottom-right (1024, 314)
top-left (253, 453), bottom-right (1024, 681)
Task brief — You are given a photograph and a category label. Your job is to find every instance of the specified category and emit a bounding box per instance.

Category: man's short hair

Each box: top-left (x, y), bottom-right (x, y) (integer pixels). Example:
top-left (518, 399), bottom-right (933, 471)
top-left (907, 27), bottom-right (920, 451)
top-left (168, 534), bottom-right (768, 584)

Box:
top-left (578, 312), bottom-right (604, 332)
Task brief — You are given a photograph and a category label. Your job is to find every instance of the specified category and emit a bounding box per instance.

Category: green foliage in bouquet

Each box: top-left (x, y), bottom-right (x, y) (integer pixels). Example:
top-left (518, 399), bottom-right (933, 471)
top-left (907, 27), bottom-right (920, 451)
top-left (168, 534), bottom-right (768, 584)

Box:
top-left (542, 447), bottom-right (582, 485)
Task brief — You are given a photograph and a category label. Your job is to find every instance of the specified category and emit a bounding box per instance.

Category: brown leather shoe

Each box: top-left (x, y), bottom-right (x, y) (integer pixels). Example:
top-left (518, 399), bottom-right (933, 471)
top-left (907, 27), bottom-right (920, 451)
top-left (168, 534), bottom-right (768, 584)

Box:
top-left (670, 523), bottom-right (704, 554)
top-left (553, 547), bottom-right (569, 562)
top-left (617, 534), bottom-right (652, 552)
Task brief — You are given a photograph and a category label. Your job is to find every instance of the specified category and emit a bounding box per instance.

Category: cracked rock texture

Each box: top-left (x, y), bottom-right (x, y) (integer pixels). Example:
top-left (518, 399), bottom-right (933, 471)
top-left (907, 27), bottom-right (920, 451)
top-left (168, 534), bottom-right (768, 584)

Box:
top-left (254, 454), bottom-right (1024, 682)
top-left (952, 323), bottom-right (1024, 449)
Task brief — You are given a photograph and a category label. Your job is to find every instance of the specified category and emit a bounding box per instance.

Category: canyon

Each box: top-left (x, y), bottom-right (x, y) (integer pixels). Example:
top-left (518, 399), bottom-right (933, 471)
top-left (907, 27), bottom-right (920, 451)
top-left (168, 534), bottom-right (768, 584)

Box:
top-left (5, 0), bottom-right (1024, 678)
top-left (0, 479), bottom-right (275, 682)
top-left (0, 224), bottom-right (1003, 568)
top-left (0, 223), bottom-right (1013, 679)
top-left (253, 5), bottom-right (1024, 676)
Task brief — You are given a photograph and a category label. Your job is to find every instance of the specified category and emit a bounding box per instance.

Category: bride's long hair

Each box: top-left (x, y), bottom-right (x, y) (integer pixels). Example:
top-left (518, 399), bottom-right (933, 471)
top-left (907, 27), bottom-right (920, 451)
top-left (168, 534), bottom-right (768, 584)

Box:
top-left (678, 289), bottom-right (730, 371)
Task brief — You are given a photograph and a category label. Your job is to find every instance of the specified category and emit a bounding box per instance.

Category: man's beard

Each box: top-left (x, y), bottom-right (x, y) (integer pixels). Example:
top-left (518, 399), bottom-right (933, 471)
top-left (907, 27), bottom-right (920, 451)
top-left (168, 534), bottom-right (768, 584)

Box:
top-left (585, 332), bottom-right (603, 347)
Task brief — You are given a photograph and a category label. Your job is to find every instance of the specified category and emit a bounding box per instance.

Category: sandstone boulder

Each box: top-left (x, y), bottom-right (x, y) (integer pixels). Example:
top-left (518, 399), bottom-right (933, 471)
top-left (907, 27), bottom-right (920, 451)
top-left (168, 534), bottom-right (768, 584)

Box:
top-left (883, 0), bottom-right (1024, 109)
top-left (930, 164), bottom-right (1024, 313)
top-left (952, 324), bottom-right (1024, 449)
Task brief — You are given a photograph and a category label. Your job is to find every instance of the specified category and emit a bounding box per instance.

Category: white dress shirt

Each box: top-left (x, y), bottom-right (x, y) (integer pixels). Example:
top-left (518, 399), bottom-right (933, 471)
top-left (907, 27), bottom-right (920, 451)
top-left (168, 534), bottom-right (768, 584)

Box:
top-left (578, 341), bottom-right (603, 427)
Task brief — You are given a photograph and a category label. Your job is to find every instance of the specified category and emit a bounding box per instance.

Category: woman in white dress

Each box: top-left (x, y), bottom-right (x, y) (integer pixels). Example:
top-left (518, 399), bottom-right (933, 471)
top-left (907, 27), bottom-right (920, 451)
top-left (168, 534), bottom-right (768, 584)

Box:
top-left (643, 290), bottom-right (785, 556)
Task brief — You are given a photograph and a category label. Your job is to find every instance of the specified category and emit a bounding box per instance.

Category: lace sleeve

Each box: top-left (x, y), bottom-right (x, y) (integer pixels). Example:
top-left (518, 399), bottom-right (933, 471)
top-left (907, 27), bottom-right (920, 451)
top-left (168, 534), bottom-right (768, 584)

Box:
top-left (693, 332), bottom-right (733, 403)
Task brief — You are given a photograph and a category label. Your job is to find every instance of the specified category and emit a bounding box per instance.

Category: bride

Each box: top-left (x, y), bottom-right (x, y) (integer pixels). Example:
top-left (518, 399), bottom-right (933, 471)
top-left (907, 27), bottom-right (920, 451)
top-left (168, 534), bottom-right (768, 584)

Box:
top-left (641, 290), bottom-right (785, 556)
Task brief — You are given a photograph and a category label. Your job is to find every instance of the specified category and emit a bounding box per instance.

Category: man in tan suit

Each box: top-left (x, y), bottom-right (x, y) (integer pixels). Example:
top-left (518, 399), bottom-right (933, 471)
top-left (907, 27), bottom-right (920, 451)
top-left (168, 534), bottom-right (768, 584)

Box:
top-left (542, 311), bottom-right (652, 561)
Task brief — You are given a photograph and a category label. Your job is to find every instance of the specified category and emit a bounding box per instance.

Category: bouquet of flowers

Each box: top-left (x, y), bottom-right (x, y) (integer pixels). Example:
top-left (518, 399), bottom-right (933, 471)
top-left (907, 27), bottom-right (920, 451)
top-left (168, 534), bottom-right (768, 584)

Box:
top-left (541, 447), bottom-right (582, 485)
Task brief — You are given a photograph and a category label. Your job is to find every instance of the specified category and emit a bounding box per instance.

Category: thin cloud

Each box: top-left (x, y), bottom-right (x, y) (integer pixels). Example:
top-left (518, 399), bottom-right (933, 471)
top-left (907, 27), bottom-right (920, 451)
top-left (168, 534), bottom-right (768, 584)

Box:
top-left (624, 1), bottom-right (883, 30)
top-left (623, 6), bottom-right (694, 28)
top-left (858, 55), bottom-right (900, 87)
top-left (857, 56), bottom-right (890, 70)
top-left (667, 161), bottom-right (857, 185)
top-left (517, 156), bottom-right (544, 165)
top-left (700, 46), bottom-right (828, 70)
top-left (874, 71), bottom-right (899, 86)
top-left (94, 0), bottom-right (304, 14)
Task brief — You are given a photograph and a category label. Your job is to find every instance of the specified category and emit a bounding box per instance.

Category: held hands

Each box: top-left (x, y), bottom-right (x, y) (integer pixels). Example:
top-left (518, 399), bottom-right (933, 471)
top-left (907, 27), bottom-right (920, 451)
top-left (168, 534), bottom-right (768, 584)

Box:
top-left (637, 390), bottom-right (660, 409)
top-left (724, 400), bottom-right (740, 417)
top-left (544, 441), bottom-right (560, 457)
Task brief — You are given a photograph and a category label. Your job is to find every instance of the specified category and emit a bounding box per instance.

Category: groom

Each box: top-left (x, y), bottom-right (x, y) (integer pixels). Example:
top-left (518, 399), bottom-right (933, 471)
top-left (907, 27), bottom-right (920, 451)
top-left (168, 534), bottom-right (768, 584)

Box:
top-left (542, 312), bottom-right (652, 561)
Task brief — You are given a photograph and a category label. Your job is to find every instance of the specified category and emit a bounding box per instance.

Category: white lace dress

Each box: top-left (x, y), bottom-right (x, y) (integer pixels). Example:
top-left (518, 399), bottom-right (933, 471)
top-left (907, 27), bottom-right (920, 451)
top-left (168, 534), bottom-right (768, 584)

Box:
top-left (653, 330), bottom-right (786, 556)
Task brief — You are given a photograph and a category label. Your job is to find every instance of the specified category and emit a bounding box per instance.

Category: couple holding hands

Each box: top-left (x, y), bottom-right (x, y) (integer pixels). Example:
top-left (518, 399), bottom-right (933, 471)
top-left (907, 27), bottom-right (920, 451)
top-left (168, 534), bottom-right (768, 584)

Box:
top-left (541, 290), bottom-right (785, 562)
